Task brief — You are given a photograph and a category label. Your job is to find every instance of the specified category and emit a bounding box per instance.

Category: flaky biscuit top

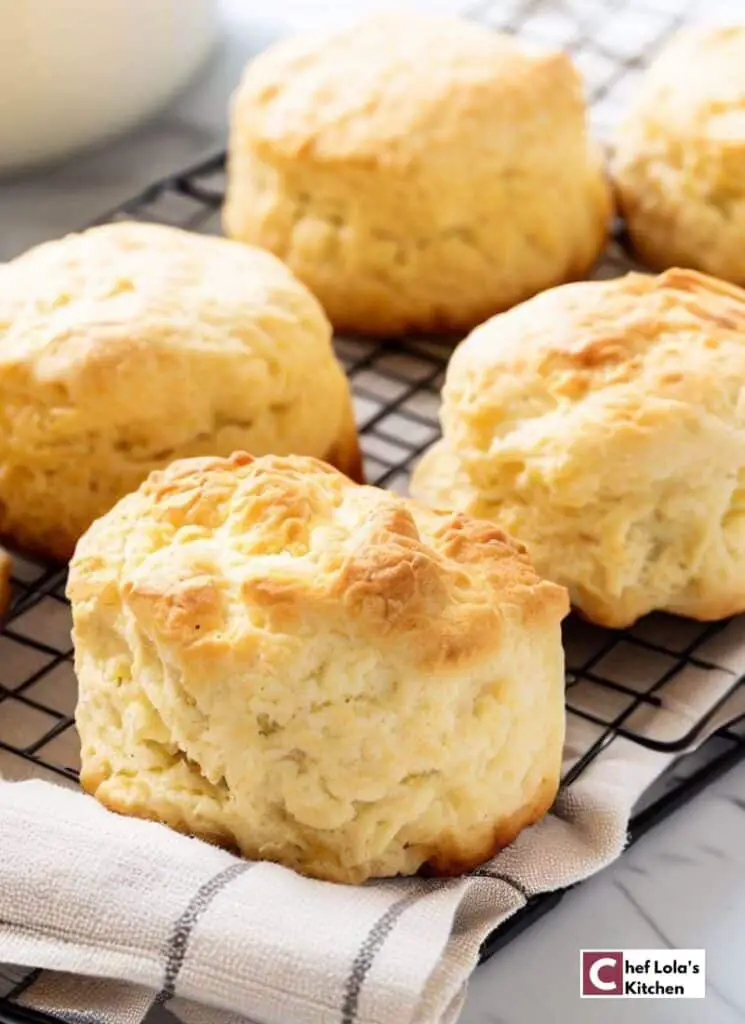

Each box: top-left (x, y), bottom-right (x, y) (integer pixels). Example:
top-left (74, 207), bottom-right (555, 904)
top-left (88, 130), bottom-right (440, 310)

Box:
top-left (69, 452), bottom-right (568, 675)
top-left (234, 14), bottom-right (580, 165)
top-left (444, 269), bottom-right (745, 496)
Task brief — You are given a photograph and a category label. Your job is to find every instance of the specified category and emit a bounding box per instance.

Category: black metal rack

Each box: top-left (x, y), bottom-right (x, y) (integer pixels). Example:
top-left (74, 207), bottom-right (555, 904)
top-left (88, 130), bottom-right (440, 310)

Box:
top-left (2, 0), bottom-right (744, 1016)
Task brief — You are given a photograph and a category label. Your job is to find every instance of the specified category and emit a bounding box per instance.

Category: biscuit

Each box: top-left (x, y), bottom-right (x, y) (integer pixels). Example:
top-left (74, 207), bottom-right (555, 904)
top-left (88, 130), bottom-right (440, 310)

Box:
top-left (224, 13), bottom-right (611, 336)
top-left (0, 222), bottom-right (360, 561)
top-left (68, 452), bottom-right (568, 883)
top-left (614, 26), bottom-right (745, 284)
top-left (412, 269), bottom-right (745, 628)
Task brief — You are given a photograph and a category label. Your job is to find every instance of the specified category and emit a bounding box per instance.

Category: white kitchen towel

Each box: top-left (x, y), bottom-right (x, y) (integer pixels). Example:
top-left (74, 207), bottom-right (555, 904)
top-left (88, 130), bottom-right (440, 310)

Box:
top-left (1, 679), bottom-right (743, 1024)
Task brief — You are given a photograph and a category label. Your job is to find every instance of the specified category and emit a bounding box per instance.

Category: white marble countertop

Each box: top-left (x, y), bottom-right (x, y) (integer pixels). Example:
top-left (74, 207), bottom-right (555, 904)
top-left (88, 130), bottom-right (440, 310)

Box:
top-left (461, 761), bottom-right (745, 1024)
top-left (1, 2), bottom-right (744, 1022)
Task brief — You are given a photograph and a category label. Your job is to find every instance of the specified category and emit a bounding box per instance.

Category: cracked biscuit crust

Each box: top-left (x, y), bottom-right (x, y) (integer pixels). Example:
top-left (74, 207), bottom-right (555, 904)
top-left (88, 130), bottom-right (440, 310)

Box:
top-left (613, 26), bottom-right (745, 284)
top-left (224, 13), bottom-right (611, 336)
top-left (412, 269), bottom-right (745, 628)
top-left (0, 222), bottom-right (361, 561)
top-left (69, 452), bottom-right (568, 883)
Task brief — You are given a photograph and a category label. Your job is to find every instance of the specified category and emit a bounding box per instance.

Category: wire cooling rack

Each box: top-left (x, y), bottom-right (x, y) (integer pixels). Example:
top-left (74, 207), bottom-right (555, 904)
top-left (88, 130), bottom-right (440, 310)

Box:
top-left (2, 0), bottom-right (745, 1013)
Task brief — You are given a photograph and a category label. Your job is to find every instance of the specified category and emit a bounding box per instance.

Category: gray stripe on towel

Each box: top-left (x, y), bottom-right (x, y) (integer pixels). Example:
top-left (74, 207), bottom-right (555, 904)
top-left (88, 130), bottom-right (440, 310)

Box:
top-left (467, 870), bottom-right (529, 898)
top-left (156, 861), bottom-right (253, 1005)
top-left (341, 891), bottom-right (424, 1024)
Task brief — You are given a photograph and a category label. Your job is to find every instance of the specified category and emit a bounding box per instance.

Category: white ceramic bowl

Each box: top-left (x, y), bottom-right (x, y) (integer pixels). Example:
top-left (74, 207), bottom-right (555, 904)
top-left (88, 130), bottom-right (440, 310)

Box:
top-left (0, 0), bottom-right (218, 174)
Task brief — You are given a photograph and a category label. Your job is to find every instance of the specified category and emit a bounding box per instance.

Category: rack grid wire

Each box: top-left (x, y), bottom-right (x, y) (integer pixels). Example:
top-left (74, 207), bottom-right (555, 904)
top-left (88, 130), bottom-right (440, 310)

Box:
top-left (2, 0), bottom-right (745, 1014)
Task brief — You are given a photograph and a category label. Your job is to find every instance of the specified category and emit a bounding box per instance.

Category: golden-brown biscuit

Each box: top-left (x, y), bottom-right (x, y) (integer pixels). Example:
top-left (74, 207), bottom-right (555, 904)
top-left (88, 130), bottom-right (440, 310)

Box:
top-left (614, 26), bottom-right (745, 284)
top-left (412, 269), bottom-right (745, 628)
top-left (68, 452), bottom-right (568, 884)
top-left (0, 222), bottom-right (361, 561)
top-left (224, 13), bottom-right (611, 336)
